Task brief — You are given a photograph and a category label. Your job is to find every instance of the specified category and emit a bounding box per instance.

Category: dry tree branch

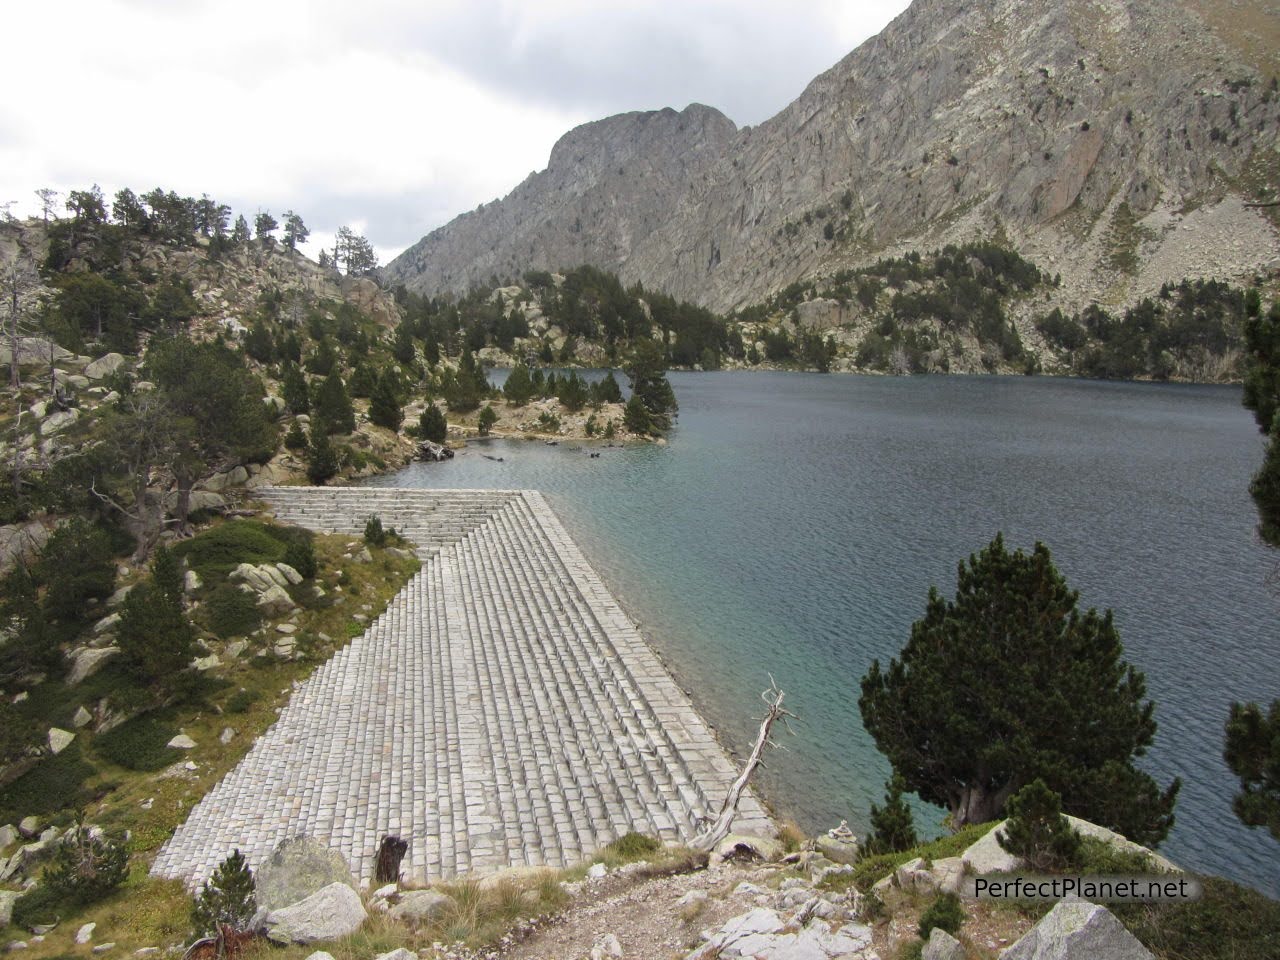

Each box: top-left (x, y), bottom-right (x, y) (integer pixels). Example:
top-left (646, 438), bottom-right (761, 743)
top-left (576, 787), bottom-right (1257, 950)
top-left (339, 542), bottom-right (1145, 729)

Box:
top-left (691, 677), bottom-right (795, 852)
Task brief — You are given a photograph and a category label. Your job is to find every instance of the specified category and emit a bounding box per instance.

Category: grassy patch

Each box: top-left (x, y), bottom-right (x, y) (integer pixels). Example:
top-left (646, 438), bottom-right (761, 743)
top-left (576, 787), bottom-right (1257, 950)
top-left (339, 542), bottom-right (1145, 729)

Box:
top-left (0, 740), bottom-right (96, 823)
top-left (202, 582), bottom-right (263, 638)
top-left (833, 821), bottom-right (997, 893)
top-left (172, 520), bottom-right (290, 583)
top-left (93, 714), bottom-right (181, 772)
top-left (1116, 875), bottom-right (1280, 960)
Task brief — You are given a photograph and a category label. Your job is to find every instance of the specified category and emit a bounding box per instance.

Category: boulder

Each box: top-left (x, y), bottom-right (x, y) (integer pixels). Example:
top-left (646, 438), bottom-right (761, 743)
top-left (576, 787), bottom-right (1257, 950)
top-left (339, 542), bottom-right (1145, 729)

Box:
top-left (94, 613), bottom-right (121, 635)
top-left (814, 834), bottom-right (860, 866)
top-left (257, 584), bottom-right (297, 617)
top-left (0, 824), bottom-right (16, 850)
top-left (47, 728), bottom-right (75, 755)
top-left (711, 834), bottom-right (784, 864)
top-left (75, 922), bottom-right (96, 944)
top-left (166, 735), bottom-right (196, 750)
top-left (39, 409), bottom-right (79, 437)
top-left (389, 889), bottom-right (455, 924)
top-left (72, 706), bottom-right (93, 729)
top-left (0, 522), bottom-right (51, 575)
top-left (17, 818), bottom-right (40, 840)
top-left (254, 836), bottom-right (356, 912)
top-left (372, 951), bottom-right (415, 960)
top-left (1001, 900), bottom-right (1154, 959)
top-left (1062, 816), bottom-right (1180, 874)
top-left (0, 338), bottom-right (71, 366)
top-left (590, 934), bottom-right (623, 960)
top-left (184, 570), bottom-right (202, 594)
top-left (162, 490), bottom-right (227, 515)
top-left (275, 563), bottom-right (303, 585)
top-left (68, 647), bottom-right (119, 685)
top-left (924, 927), bottom-right (965, 960)
top-left (105, 585), bottom-right (134, 608)
top-left (961, 824), bottom-right (1022, 875)
top-left (261, 882), bottom-right (367, 944)
top-left (304, 953), bottom-right (336, 960)
top-left (85, 354), bottom-right (126, 381)
top-left (0, 890), bottom-right (17, 926)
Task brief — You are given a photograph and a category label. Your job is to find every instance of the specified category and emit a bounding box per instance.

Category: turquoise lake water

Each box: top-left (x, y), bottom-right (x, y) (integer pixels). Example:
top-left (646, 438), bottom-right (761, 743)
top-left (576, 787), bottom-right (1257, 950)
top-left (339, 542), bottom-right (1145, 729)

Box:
top-left (371, 371), bottom-right (1280, 896)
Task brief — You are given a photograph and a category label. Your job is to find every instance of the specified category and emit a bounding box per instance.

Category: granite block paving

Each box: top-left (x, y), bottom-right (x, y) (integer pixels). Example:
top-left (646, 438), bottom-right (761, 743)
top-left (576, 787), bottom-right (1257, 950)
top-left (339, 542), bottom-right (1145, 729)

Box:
top-left (151, 487), bottom-right (771, 889)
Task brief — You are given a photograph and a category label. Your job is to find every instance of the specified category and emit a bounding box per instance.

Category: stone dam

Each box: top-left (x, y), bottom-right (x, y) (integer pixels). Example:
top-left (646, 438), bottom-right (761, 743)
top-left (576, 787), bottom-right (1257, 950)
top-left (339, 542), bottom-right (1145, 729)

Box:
top-left (151, 487), bottom-right (772, 889)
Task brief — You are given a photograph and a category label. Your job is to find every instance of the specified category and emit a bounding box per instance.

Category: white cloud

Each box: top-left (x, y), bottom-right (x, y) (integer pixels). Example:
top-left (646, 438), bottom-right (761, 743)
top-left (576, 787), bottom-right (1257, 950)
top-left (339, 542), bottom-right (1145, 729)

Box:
top-left (0, 0), bottom-right (909, 262)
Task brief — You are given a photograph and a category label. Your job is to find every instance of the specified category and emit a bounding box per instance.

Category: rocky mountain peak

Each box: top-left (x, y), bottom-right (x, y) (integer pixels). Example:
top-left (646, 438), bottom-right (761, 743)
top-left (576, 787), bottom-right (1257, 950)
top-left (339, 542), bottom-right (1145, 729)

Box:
top-left (385, 0), bottom-right (1280, 313)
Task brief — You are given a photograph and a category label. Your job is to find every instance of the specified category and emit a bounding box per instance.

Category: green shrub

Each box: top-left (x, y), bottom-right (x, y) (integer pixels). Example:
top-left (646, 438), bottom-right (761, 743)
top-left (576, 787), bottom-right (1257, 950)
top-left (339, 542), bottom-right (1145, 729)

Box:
top-left (604, 832), bottom-right (662, 862)
top-left (0, 742), bottom-right (95, 823)
top-left (44, 821), bottom-right (129, 903)
top-left (10, 884), bottom-right (65, 928)
top-left (844, 821), bottom-right (995, 892)
top-left (191, 849), bottom-right (257, 935)
top-left (364, 515), bottom-right (387, 548)
top-left (203, 583), bottom-right (263, 639)
top-left (94, 714), bottom-right (180, 771)
top-left (998, 779), bottom-right (1082, 872)
top-left (282, 538), bottom-right (317, 580)
top-left (172, 521), bottom-right (287, 582)
top-left (225, 689), bottom-right (260, 714)
top-left (1116, 875), bottom-right (1280, 960)
top-left (917, 892), bottom-right (965, 940)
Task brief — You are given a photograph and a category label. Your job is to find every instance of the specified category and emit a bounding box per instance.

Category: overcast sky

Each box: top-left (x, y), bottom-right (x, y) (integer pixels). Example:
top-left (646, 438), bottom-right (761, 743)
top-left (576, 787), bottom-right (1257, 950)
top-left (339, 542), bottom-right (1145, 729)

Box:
top-left (1, 0), bottom-right (910, 265)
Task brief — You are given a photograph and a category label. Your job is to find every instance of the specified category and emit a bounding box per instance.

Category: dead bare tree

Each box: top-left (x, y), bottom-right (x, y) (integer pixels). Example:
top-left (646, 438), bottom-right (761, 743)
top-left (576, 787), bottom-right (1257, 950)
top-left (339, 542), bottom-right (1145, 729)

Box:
top-left (691, 679), bottom-right (795, 852)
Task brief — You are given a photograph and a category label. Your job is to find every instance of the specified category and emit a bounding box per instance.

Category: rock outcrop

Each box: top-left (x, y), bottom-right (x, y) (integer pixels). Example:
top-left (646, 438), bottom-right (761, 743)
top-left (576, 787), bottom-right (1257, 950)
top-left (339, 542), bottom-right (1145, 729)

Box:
top-left (386, 0), bottom-right (1280, 314)
top-left (1002, 900), bottom-right (1155, 959)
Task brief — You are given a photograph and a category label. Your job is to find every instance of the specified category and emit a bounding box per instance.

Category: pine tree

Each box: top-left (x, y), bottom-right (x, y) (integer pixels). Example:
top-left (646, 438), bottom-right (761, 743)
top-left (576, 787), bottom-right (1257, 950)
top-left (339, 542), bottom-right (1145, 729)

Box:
top-left (866, 774), bottom-right (918, 855)
top-left (860, 533), bottom-right (1180, 845)
top-left (151, 545), bottom-right (183, 605)
top-left (623, 395), bottom-right (652, 435)
top-left (1224, 700), bottom-right (1280, 841)
top-left (558, 371), bottom-right (588, 412)
top-left (191, 849), bottom-right (257, 935)
top-left (478, 404), bottom-right (497, 435)
top-left (45, 816), bottom-right (129, 903)
top-left (281, 364), bottom-right (309, 414)
top-left (503, 362), bottom-right (535, 406)
top-left (369, 374), bottom-right (403, 432)
top-left (349, 361), bottom-right (378, 398)
top-left (306, 428), bottom-right (339, 484)
top-left (998, 779), bottom-right (1083, 871)
top-left (419, 404), bottom-right (447, 444)
top-left (314, 373), bottom-right (355, 434)
top-left (597, 370), bottom-right (624, 404)
top-left (284, 421), bottom-right (307, 451)
top-left (118, 578), bottom-right (195, 685)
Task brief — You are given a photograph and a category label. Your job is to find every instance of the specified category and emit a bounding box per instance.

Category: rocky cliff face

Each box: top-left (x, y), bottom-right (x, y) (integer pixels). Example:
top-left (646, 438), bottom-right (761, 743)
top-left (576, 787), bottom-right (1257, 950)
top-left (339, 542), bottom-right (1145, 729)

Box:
top-left (385, 0), bottom-right (1280, 313)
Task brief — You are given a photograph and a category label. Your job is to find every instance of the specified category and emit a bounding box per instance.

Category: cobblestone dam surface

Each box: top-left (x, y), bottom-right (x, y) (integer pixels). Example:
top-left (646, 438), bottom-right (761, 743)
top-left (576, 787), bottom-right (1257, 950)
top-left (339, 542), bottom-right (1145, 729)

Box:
top-left (152, 487), bottom-right (771, 889)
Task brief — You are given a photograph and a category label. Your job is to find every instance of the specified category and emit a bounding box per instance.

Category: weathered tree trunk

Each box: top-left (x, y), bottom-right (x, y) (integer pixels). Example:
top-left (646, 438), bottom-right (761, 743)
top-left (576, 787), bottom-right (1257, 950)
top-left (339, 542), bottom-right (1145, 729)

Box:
top-left (953, 780), bottom-right (1018, 827)
top-left (691, 682), bottom-right (792, 852)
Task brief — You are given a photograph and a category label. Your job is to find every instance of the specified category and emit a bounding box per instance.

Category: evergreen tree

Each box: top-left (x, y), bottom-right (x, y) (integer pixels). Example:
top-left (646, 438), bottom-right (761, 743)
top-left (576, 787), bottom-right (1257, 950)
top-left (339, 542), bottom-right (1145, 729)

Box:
top-left (284, 420), bottom-right (307, 451)
top-left (1224, 700), bottom-right (1280, 841)
top-left (596, 370), bottom-right (623, 404)
top-left (998, 779), bottom-right (1083, 872)
top-left (478, 404), bottom-right (497, 435)
top-left (859, 533), bottom-right (1180, 846)
top-left (419, 404), bottom-right (447, 443)
top-left (306, 429), bottom-right (339, 484)
top-left (281, 364), bottom-right (310, 414)
top-left (503, 362), bottom-right (535, 406)
top-left (254, 211), bottom-right (278, 244)
top-left (151, 545), bottom-right (183, 605)
top-left (1242, 298), bottom-right (1280, 545)
top-left (45, 817), bottom-right (129, 903)
top-left (39, 519), bottom-right (115, 625)
top-left (231, 215), bottom-right (251, 245)
top-left (558, 371), bottom-right (588, 412)
top-left (622, 394), bottom-right (653, 435)
top-left (281, 211), bottom-right (308, 251)
top-left (624, 339), bottom-right (678, 433)
top-left (191, 849), bottom-right (257, 935)
top-left (392, 323), bottom-right (417, 365)
top-left (118, 577), bottom-right (195, 685)
top-left (866, 774), bottom-right (918, 855)
top-left (244, 320), bottom-right (275, 363)
top-left (314, 373), bottom-right (355, 434)
top-left (369, 374), bottom-right (403, 432)
top-left (349, 361), bottom-right (378, 398)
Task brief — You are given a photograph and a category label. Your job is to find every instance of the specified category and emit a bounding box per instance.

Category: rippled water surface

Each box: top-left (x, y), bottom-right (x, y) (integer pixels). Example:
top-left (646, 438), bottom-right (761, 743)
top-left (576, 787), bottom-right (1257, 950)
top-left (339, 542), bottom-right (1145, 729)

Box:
top-left (371, 372), bottom-right (1280, 895)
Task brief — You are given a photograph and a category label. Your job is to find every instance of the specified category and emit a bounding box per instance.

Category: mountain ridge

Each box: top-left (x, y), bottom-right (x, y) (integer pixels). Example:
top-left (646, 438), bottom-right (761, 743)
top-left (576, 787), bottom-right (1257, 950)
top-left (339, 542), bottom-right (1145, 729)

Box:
top-left (385, 0), bottom-right (1280, 314)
